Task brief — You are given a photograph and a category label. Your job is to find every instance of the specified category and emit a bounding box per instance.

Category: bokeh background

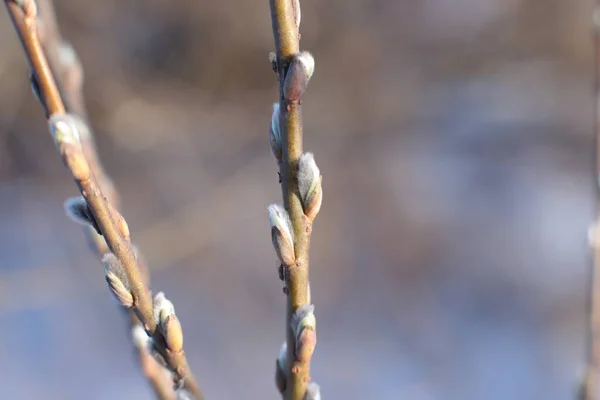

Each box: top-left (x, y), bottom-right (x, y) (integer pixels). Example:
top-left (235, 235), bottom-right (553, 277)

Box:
top-left (0, 0), bottom-right (595, 399)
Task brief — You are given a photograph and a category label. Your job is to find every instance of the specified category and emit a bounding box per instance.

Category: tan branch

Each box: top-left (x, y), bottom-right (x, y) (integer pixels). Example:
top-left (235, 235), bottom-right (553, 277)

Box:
top-left (4, 2), bottom-right (204, 399)
top-left (268, 1), bottom-right (320, 399)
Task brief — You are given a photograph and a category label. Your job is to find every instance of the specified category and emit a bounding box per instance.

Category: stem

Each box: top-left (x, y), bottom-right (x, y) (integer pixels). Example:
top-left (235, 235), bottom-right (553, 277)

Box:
top-left (4, 2), bottom-right (204, 399)
top-left (269, 1), bottom-right (312, 399)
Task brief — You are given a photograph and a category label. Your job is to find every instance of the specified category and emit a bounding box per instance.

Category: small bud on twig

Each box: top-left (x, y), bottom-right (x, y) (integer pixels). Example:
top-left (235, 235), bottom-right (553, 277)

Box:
top-left (291, 304), bottom-right (317, 362)
top-left (297, 153), bottom-right (323, 220)
top-left (305, 382), bottom-right (321, 400)
top-left (269, 103), bottom-right (283, 163)
top-left (268, 204), bottom-right (296, 265)
top-left (283, 51), bottom-right (315, 102)
top-left (64, 196), bottom-right (101, 234)
top-left (153, 292), bottom-right (183, 351)
top-left (63, 196), bottom-right (130, 239)
top-left (276, 341), bottom-right (288, 393)
top-left (48, 113), bottom-right (81, 149)
top-left (102, 253), bottom-right (134, 308)
top-left (163, 314), bottom-right (184, 353)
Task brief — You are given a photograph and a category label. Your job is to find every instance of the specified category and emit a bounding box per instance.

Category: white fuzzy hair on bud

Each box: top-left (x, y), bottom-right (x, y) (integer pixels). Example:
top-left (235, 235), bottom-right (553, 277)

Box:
top-left (48, 113), bottom-right (82, 149)
top-left (268, 204), bottom-right (296, 265)
top-left (131, 324), bottom-right (151, 350)
top-left (277, 341), bottom-right (288, 374)
top-left (102, 253), bottom-right (133, 308)
top-left (297, 153), bottom-right (320, 203)
top-left (291, 304), bottom-right (316, 341)
top-left (296, 51), bottom-right (314, 80)
top-left (270, 103), bottom-right (282, 163)
top-left (297, 152), bottom-right (323, 220)
top-left (305, 382), bottom-right (321, 400)
top-left (153, 292), bottom-right (175, 327)
top-left (64, 196), bottom-right (101, 233)
top-left (176, 389), bottom-right (194, 400)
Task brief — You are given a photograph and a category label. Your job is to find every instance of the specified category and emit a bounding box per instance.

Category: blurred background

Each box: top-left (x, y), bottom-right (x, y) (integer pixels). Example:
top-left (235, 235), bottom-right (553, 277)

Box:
top-left (0, 0), bottom-right (595, 399)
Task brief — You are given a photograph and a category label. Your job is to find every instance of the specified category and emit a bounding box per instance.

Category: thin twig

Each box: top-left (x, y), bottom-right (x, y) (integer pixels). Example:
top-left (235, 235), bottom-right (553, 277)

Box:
top-left (4, 2), bottom-right (204, 399)
top-left (268, 1), bottom-right (320, 399)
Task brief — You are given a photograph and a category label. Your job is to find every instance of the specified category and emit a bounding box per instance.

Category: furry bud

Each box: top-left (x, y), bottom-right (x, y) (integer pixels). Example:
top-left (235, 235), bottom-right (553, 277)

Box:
top-left (176, 390), bottom-right (195, 400)
top-left (283, 52), bottom-right (315, 102)
top-left (297, 153), bottom-right (322, 220)
top-left (131, 324), bottom-right (151, 350)
top-left (153, 292), bottom-right (176, 333)
top-left (268, 204), bottom-right (295, 265)
top-left (291, 304), bottom-right (317, 362)
top-left (276, 342), bottom-right (288, 393)
top-left (48, 113), bottom-right (81, 149)
top-left (163, 314), bottom-right (184, 353)
top-left (269, 103), bottom-right (283, 163)
top-left (305, 382), bottom-right (321, 400)
top-left (102, 253), bottom-right (133, 308)
top-left (64, 196), bottom-right (101, 234)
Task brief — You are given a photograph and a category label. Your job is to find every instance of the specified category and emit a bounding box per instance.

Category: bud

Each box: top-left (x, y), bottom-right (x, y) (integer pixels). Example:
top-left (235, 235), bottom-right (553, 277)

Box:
top-left (64, 196), bottom-right (101, 234)
top-left (163, 314), bottom-right (184, 353)
top-left (102, 253), bottom-right (134, 308)
top-left (276, 342), bottom-right (288, 393)
top-left (48, 113), bottom-right (81, 149)
top-left (297, 153), bottom-right (322, 220)
top-left (177, 389), bottom-right (195, 400)
top-left (109, 207), bottom-right (130, 239)
top-left (153, 292), bottom-right (176, 333)
top-left (131, 323), bottom-right (151, 350)
top-left (268, 204), bottom-right (295, 265)
top-left (305, 382), bottom-right (321, 400)
top-left (283, 52), bottom-right (315, 102)
top-left (270, 103), bottom-right (283, 163)
top-left (307, 281), bottom-right (311, 304)
top-left (291, 304), bottom-right (317, 362)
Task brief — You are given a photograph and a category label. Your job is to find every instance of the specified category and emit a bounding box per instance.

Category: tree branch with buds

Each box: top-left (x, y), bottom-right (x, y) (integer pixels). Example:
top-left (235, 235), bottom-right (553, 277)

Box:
top-left (4, 1), bottom-right (204, 399)
top-left (268, 1), bottom-right (321, 399)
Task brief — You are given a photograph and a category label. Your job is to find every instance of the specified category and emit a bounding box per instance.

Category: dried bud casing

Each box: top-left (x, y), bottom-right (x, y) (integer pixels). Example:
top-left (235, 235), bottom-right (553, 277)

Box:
top-left (305, 382), bottom-right (321, 400)
top-left (297, 153), bottom-right (322, 220)
top-left (283, 52), bottom-right (315, 102)
top-left (102, 253), bottom-right (134, 308)
top-left (291, 305), bottom-right (317, 362)
top-left (268, 204), bottom-right (295, 265)
top-left (64, 196), bottom-right (101, 234)
top-left (163, 314), bottom-right (184, 353)
top-left (269, 103), bottom-right (283, 163)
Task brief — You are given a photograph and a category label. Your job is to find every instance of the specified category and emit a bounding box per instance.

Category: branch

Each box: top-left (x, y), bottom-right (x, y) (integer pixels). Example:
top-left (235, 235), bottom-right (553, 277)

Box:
top-left (4, 2), bottom-right (204, 399)
top-left (268, 1), bottom-right (321, 399)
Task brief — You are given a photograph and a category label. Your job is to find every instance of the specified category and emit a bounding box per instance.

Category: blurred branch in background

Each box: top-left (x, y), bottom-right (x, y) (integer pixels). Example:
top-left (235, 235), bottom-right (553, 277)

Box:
top-left (584, 4), bottom-right (600, 400)
top-left (3, 1), bottom-right (204, 399)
